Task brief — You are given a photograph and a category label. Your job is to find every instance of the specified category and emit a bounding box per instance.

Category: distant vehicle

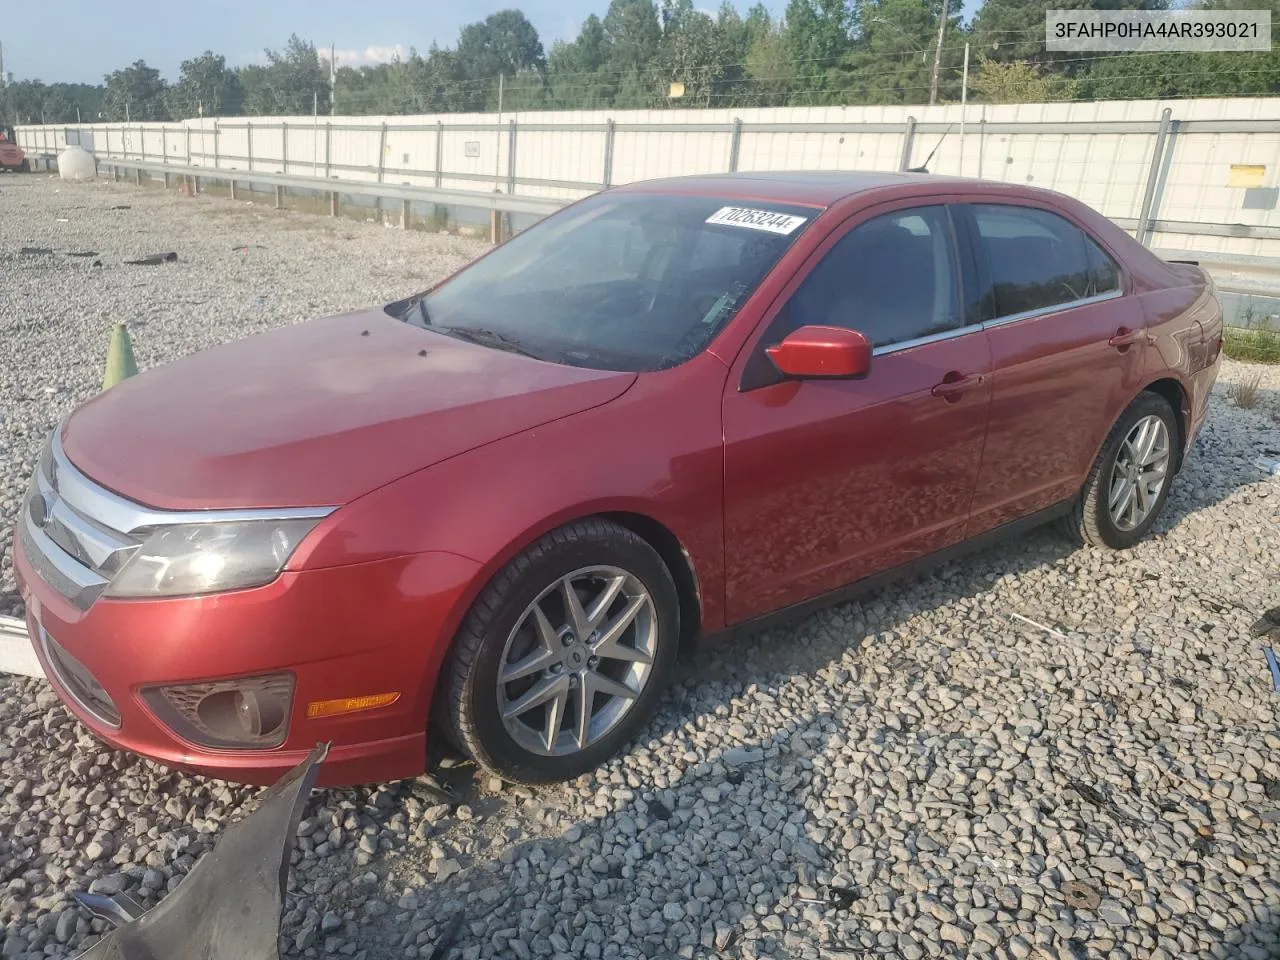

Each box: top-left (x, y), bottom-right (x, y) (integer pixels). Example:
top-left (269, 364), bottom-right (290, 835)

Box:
top-left (14, 171), bottom-right (1223, 787)
top-left (0, 131), bottom-right (28, 172)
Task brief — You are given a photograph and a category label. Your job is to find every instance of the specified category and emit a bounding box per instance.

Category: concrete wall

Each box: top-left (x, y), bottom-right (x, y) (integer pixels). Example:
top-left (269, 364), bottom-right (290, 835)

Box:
top-left (17, 96), bottom-right (1280, 257)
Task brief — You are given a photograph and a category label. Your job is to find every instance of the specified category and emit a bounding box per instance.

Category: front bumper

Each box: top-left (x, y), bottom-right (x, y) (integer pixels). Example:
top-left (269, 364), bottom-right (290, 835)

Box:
top-left (15, 535), bottom-right (479, 787)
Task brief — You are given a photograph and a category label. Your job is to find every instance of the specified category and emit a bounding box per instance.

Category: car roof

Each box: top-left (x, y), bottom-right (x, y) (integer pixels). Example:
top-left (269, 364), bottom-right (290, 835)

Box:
top-left (611, 170), bottom-right (977, 208)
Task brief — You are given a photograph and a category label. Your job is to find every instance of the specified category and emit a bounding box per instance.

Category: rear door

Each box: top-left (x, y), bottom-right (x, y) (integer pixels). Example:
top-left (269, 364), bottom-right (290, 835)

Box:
top-left (958, 202), bottom-right (1148, 533)
top-left (721, 201), bottom-right (993, 623)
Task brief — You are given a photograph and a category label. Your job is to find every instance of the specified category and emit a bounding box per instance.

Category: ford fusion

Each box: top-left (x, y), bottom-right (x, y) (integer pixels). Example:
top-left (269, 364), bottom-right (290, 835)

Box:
top-left (14, 171), bottom-right (1223, 785)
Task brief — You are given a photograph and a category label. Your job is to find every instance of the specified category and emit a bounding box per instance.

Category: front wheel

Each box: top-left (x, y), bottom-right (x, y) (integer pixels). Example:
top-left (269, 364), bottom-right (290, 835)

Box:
top-left (1062, 391), bottom-right (1178, 549)
top-left (441, 519), bottom-right (680, 785)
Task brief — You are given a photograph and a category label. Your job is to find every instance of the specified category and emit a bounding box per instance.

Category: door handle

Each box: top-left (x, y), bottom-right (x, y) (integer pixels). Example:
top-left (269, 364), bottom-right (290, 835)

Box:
top-left (931, 371), bottom-right (984, 402)
top-left (1108, 327), bottom-right (1146, 349)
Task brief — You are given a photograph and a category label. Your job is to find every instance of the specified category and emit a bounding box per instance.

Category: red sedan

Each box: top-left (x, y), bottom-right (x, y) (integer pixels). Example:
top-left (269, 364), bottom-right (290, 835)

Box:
top-left (14, 172), bottom-right (1223, 786)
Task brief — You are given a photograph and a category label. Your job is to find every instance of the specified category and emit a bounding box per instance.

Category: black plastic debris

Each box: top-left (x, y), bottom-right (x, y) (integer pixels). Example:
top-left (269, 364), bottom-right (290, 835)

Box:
top-left (646, 799), bottom-right (672, 821)
top-left (232, 244), bottom-right (267, 252)
top-left (1261, 777), bottom-right (1280, 802)
top-left (19, 246), bottom-right (53, 255)
top-left (827, 885), bottom-right (858, 910)
top-left (124, 252), bottom-right (178, 266)
top-left (1062, 880), bottom-right (1102, 910)
top-left (91, 260), bottom-right (102, 267)
top-left (1251, 607), bottom-right (1280, 637)
top-left (110, 204), bottom-right (132, 210)
top-left (420, 914), bottom-right (464, 960)
top-left (66, 251), bottom-right (99, 257)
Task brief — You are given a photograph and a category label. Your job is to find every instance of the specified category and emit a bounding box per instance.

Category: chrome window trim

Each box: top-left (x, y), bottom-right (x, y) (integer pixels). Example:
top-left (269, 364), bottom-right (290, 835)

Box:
top-left (51, 429), bottom-right (336, 534)
top-left (872, 321), bottom-right (986, 357)
top-left (980, 289), bottom-right (1123, 330)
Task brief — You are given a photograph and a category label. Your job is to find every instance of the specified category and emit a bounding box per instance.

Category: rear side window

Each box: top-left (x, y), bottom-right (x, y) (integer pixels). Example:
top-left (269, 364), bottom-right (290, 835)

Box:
top-left (971, 204), bottom-right (1118, 319)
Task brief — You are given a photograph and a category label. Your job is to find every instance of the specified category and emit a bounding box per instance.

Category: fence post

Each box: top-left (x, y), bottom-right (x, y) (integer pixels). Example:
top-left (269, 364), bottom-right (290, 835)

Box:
top-left (506, 119), bottom-right (517, 194)
top-left (281, 121), bottom-right (289, 175)
top-left (435, 121), bottom-right (444, 188)
top-left (602, 119), bottom-right (615, 187)
top-left (377, 121), bottom-right (388, 182)
top-left (898, 116), bottom-right (917, 172)
top-left (1136, 107), bottom-right (1174, 247)
top-left (324, 122), bottom-right (332, 179)
top-left (247, 121), bottom-right (254, 172)
top-left (728, 117), bottom-right (743, 172)
top-left (185, 126), bottom-right (191, 165)
top-left (161, 125), bottom-right (167, 163)
top-left (214, 119), bottom-right (220, 169)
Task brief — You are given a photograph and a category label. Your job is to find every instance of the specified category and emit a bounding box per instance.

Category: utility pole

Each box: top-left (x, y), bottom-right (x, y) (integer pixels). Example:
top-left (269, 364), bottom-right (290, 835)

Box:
top-left (329, 44), bottom-right (336, 116)
top-left (929, 0), bottom-right (949, 106)
top-left (0, 42), bottom-right (6, 88)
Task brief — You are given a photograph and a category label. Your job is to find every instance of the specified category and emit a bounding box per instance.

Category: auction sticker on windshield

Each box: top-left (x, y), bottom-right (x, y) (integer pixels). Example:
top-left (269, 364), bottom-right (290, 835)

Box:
top-left (705, 206), bottom-right (808, 235)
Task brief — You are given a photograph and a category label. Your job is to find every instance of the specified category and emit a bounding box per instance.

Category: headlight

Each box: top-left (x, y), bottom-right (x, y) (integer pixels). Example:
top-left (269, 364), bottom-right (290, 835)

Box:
top-left (104, 519), bottom-right (322, 599)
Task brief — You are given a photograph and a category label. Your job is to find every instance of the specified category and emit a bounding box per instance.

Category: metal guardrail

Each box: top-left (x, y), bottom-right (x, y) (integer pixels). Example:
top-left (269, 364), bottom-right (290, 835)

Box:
top-left (95, 158), bottom-right (567, 219)
top-left (0, 615), bottom-right (41, 679)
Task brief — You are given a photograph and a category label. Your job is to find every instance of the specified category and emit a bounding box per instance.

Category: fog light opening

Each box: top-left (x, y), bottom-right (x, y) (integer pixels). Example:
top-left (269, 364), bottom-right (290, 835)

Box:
top-left (147, 672), bottom-right (295, 749)
top-left (195, 687), bottom-right (288, 743)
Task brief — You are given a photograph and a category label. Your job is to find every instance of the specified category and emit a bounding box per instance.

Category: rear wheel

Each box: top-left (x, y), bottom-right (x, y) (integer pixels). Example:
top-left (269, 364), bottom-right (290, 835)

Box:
top-left (19, 160), bottom-right (30, 173)
top-left (1062, 391), bottom-right (1178, 549)
top-left (442, 519), bottom-right (680, 785)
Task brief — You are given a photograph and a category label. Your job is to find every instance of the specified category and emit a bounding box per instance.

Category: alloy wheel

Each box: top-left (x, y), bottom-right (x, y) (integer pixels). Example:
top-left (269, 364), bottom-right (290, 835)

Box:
top-left (1108, 414), bottom-right (1171, 532)
top-left (496, 566), bottom-right (657, 756)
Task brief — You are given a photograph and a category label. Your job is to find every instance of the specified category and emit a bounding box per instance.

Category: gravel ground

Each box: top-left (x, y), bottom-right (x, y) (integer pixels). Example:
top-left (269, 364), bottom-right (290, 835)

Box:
top-left (2, 174), bottom-right (1280, 960)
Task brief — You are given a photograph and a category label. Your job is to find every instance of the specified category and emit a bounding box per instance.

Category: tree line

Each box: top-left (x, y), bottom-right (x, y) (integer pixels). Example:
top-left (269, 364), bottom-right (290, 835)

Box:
top-left (2, 0), bottom-right (1278, 128)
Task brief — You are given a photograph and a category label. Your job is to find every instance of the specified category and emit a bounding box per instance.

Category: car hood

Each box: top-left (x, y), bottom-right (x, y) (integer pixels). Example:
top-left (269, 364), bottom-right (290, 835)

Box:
top-left (61, 309), bottom-right (636, 509)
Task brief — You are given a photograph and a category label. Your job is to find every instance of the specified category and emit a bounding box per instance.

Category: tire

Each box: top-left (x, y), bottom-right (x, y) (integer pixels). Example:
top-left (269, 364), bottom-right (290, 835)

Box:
top-left (1061, 391), bottom-right (1179, 550)
top-left (442, 519), bottom-right (680, 785)
top-left (19, 160), bottom-right (30, 173)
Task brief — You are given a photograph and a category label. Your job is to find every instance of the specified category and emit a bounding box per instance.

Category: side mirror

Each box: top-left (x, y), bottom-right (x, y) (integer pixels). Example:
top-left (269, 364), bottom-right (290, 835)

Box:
top-left (765, 325), bottom-right (871, 380)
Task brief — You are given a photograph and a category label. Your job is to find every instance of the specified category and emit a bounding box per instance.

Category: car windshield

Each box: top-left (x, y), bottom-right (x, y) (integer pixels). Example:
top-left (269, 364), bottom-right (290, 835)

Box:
top-left (396, 191), bottom-right (817, 371)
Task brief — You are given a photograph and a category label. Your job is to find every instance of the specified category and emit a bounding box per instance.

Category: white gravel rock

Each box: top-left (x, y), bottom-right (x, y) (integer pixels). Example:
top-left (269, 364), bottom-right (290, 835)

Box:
top-left (1, 175), bottom-right (1279, 960)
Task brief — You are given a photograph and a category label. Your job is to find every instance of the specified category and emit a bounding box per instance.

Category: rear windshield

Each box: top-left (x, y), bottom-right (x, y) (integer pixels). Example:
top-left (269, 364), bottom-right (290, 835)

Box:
top-left (396, 191), bottom-right (817, 372)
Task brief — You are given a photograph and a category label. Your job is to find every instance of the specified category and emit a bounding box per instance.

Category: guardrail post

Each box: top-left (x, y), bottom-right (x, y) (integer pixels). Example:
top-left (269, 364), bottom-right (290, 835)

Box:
top-left (330, 190), bottom-right (338, 217)
top-left (506, 119), bottom-right (518, 195)
top-left (728, 117), bottom-right (743, 172)
top-left (230, 178), bottom-right (237, 200)
top-left (281, 120), bottom-right (289, 175)
top-left (402, 199), bottom-right (411, 230)
top-left (435, 121), bottom-right (444, 188)
top-left (1136, 106), bottom-right (1174, 247)
top-left (161, 126), bottom-right (167, 163)
top-left (247, 121), bottom-right (254, 172)
top-left (377, 121), bottom-right (388, 183)
top-left (898, 116), bottom-right (917, 172)
top-left (135, 167), bottom-right (142, 186)
top-left (602, 119), bottom-right (616, 187)
top-left (275, 185), bottom-right (284, 209)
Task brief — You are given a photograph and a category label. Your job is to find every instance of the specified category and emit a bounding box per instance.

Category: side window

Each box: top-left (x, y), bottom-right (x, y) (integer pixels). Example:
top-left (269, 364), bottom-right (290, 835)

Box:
top-left (775, 205), bottom-right (964, 349)
top-left (1086, 236), bottom-right (1120, 295)
top-left (972, 204), bottom-right (1103, 318)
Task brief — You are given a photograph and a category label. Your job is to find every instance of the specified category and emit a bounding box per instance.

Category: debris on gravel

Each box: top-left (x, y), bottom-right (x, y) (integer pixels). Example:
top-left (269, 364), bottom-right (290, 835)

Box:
top-left (2, 175), bottom-right (1279, 960)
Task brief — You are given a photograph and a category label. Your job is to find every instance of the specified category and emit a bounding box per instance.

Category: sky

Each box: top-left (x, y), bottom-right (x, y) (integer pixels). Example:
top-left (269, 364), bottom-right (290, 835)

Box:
top-left (2, 0), bottom-right (983, 86)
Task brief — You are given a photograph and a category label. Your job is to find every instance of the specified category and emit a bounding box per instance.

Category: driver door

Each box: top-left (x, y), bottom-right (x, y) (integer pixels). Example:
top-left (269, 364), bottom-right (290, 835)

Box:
top-left (722, 202), bottom-right (994, 623)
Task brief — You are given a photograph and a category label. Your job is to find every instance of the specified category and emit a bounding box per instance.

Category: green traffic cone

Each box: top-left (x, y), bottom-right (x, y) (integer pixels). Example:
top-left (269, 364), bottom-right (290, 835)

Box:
top-left (102, 322), bottom-right (138, 390)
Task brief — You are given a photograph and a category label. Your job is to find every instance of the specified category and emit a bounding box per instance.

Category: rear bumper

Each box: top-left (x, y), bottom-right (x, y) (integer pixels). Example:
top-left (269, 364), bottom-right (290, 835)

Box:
top-left (14, 537), bottom-right (479, 787)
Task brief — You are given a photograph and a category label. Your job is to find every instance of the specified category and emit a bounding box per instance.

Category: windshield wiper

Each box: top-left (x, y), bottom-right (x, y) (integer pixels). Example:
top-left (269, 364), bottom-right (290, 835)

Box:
top-left (435, 325), bottom-right (544, 360)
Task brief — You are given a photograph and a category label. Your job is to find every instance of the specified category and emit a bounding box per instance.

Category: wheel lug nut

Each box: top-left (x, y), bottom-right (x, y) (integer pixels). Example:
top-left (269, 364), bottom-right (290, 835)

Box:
top-left (550, 663), bottom-right (563, 674)
top-left (588, 656), bottom-right (599, 669)
top-left (568, 675), bottom-right (579, 688)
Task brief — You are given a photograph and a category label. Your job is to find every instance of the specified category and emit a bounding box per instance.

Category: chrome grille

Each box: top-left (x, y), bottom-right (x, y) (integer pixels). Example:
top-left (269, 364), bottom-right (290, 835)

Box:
top-left (20, 434), bottom-right (140, 611)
